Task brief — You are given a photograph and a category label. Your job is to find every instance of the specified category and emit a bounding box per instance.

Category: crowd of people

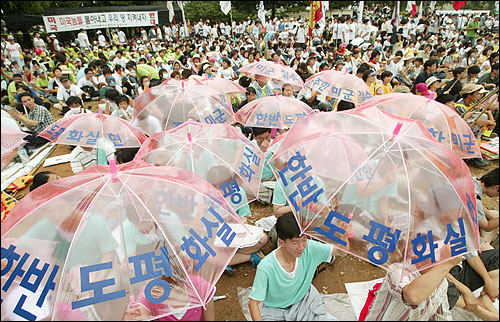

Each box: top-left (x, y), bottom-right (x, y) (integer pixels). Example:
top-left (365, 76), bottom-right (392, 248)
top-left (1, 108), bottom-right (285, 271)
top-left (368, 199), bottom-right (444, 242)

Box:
top-left (1, 3), bottom-right (499, 321)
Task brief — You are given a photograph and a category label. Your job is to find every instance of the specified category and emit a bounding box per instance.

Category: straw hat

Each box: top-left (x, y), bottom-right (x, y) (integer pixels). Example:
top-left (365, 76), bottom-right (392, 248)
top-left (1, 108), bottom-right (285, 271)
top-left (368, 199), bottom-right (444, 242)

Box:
top-left (460, 84), bottom-right (484, 95)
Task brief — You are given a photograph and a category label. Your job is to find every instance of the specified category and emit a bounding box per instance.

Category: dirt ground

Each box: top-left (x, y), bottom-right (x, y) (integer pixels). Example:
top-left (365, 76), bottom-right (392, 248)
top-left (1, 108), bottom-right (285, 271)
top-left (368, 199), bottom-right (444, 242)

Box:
top-left (6, 101), bottom-right (500, 321)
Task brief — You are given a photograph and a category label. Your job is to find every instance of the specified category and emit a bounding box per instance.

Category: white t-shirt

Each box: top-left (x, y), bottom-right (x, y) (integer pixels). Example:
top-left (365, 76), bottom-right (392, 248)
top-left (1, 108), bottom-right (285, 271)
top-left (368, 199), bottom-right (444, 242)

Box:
top-left (6, 42), bottom-right (21, 58)
top-left (33, 37), bottom-right (45, 49)
top-left (77, 76), bottom-right (98, 90)
top-left (118, 30), bottom-right (126, 43)
top-left (57, 84), bottom-right (83, 102)
top-left (98, 34), bottom-right (107, 47)
top-left (217, 67), bottom-right (235, 80)
top-left (64, 107), bottom-right (92, 118)
top-left (77, 32), bottom-right (90, 48)
top-left (337, 23), bottom-right (349, 44)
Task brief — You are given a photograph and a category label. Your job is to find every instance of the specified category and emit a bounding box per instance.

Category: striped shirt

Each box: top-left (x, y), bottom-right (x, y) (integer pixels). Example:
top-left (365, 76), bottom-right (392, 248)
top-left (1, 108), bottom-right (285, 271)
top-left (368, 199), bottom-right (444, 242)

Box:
top-left (28, 104), bottom-right (54, 135)
top-left (364, 263), bottom-right (452, 321)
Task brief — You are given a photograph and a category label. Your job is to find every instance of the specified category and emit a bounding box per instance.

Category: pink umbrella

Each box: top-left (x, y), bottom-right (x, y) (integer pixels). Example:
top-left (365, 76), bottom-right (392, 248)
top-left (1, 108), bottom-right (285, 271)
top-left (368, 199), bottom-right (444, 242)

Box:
top-left (360, 93), bottom-right (482, 159)
top-left (305, 70), bottom-right (373, 106)
top-left (132, 79), bottom-right (236, 134)
top-left (135, 120), bottom-right (264, 212)
top-left (268, 107), bottom-right (480, 280)
top-left (237, 60), bottom-right (304, 91)
top-left (188, 75), bottom-right (247, 94)
top-left (37, 109), bottom-right (147, 148)
top-left (1, 127), bottom-right (29, 169)
top-left (235, 93), bottom-right (315, 129)
top-left (1, 159), bottom-right (249, 321)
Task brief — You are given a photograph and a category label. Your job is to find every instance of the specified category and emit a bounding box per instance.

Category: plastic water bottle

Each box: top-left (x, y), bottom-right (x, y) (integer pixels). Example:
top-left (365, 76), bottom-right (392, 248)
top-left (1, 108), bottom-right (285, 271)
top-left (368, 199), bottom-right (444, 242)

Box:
top-left (18, 148), bottom-right (30, 164)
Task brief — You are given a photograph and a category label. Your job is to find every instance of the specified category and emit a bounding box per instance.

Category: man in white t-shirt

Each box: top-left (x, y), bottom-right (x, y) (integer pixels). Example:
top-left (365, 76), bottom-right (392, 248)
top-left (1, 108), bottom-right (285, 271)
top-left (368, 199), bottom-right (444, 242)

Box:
top-left (97, 30), bottom-right (107, 47)
top-left (33, 32), bottom-right (46, 51)
top-left (77, 29), bottom-right (91, 53)
top-left (57, 76), bottom-right (84, 112)
top-left (6, 35), bottom-right (23, 69)
top-left (337, 17), bottom-right (349, 45)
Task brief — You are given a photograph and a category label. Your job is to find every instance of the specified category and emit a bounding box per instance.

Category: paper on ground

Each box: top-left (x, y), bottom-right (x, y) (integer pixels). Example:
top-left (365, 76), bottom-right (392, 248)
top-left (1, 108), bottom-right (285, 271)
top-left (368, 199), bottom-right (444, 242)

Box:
top-left (43, 153), bottom-right (73, 167)
top-left (345, 277), bottom-right (384, 320)
top-left (255, 215), bottom-right (277, 231)
top-left (214, 223), bottom-right (263, 248)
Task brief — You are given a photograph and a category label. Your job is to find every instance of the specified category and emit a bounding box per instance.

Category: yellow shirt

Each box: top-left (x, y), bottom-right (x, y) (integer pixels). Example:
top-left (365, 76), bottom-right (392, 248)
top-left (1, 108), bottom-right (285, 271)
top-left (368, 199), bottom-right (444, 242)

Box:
top-left (375, 82), bottom-right (392, 95)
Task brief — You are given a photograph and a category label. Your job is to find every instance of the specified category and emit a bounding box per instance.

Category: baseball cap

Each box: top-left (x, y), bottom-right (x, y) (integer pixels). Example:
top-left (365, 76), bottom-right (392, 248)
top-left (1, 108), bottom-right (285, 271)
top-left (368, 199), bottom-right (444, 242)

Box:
top-left (7, 35), bottom-right (14, 40)
top-left (50, 34), bottom-right (56, 38)
top-left (106, 76), bottom-right (116, 87)
top-left (60, 76), bottom-right (70, 82)
top-left (415, 83), bottom-right (430, 97)
top-left (369, 71), bottom-right (378, 77)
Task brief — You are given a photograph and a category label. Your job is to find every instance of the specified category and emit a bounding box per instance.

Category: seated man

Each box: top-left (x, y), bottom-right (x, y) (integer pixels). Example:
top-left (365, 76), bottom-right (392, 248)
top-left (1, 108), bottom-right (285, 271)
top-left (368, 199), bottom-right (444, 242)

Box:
top-left (251, 127), bottom-right (276, 205)
top-left (362, 242), bottom-right (498, 321)
top-left (474, 168), bottom-right (499, 251)
top-left (248, 212), bottom-right (351, 321)
top-left (6, 92), bottom-right (53, 149)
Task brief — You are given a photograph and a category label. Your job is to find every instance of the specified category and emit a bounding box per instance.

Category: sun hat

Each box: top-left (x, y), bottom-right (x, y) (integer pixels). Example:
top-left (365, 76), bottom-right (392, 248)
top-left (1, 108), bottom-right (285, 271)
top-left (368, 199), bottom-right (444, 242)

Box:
top-left (425, 76), bottom-right (440, 88)
top-left (460, 84), bottom-right (484, 95)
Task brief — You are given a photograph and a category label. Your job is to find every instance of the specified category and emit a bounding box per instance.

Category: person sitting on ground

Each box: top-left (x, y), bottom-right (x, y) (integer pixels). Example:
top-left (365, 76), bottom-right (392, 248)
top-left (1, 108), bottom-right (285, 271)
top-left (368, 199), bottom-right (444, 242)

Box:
top-left (474, 168), bottom-right (499, 251)
top-left (6, 92), bottom-right (53, 149)
top-left (114, 147), bottom-right (140, 164)
top-left (206, 165), bottom-right (268, 276)
top-left (64, 96), bottom-right (92, 118)
top-left (111, 94), bottom-right (134, 121)
top-left (250, 75), bottom-right (275, 99)
top-left (361, 243), bottom-right (498, 321)
top-left (14, 83), bottom-right (51, 112)
top-left (29, 171), bottom-right (61, 192)
top-left (251, 127), bottom-right (276, 205)
top-left (56, 76), bottom-right (84, 114)
top-left (248, 212), bottom-right (351, 321)
top-left (456, 84), bottom-right (496, 168)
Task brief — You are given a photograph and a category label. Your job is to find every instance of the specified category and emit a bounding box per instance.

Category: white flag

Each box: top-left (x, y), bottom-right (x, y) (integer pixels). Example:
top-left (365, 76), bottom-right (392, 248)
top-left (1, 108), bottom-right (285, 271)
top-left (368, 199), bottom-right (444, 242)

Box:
top-left (357, 1), bottom-right (364, 23)
top-left (418, 1), bottom-right (423, 19)
top-left (430, 1), bottom-right (436, 12)
top-left (167, 1), bottom-right (174, 23)
top-left (220, 1), bottom-right (231, 15)
top-left (406, 1), bottom-right (414, 12)
top-left (258, 1), bottom-right (266, 25)
top-left (322, 1), bottom-right (329, 12)
top-left (177, 1), bottom-right (188, 37)
top-left (319, 1), bottom-right (328, 28)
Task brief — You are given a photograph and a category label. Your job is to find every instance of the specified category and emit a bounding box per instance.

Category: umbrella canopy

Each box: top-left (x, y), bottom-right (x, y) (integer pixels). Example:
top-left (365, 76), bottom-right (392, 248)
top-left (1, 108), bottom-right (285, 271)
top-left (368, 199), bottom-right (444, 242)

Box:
top-left (235, 94), bottom-right (315, 129)
top-left (37, 109), bottom-right (147, 149)
top-left (305, 70), bottom-right (373, 106)
top-left (131, 79), bottom-right (236, 135)
top-left (268, 107), bottom-right (480, 279)
top-left (360, 93), bottom-right (482, 159)
top-left (1, 127), bottom-right (29, 169)
top-left (237, 60), bottom-right (304, 91)
top-left (1, 160), bottom-right (248, 321)
top-left (188, 76), bottom-right (247, 94)
top-left (134, 120), bottom-right (264, 212)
